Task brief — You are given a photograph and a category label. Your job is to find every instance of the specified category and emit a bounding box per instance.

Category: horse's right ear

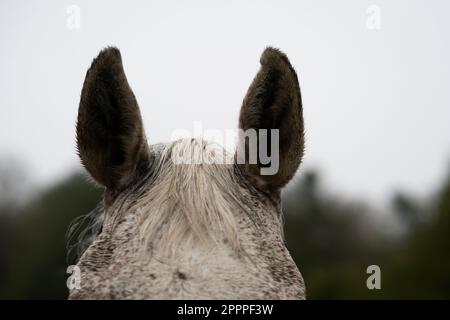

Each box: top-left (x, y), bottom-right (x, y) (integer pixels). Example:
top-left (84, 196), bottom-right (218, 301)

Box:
top-left (76, 47), bottom-right (150, 190)
top-left (237, 47), bottom-right (304, 192)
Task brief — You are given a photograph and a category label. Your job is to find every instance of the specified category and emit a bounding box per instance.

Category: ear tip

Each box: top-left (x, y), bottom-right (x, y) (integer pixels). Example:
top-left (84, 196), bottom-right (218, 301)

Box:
top-left (260, 46), bottom-right (293, 70)
top-left (99, 46), bottom-right (121, 58)
top-left (90, 46), bottom-right (122, 69)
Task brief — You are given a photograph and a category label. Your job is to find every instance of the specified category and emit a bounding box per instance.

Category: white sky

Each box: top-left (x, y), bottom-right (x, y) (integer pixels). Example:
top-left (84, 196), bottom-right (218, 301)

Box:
top-left (1, 0), bottom-right (449, 204)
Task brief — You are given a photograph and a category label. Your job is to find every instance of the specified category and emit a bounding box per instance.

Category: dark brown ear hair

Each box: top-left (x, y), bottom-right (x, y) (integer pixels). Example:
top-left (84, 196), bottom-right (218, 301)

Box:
top-left (237, 47), bottom-right (304, 191)
top-left (76, 47), bottom-right (149, 190)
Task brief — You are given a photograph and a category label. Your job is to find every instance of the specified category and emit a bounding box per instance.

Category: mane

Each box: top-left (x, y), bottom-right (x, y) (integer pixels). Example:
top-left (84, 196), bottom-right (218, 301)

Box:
top-left (66, 201), bottom-right (104, 265)
top-left (68, 138), bottom-right (257, 263)
top-left (131, 138), bottom-right (251, 257)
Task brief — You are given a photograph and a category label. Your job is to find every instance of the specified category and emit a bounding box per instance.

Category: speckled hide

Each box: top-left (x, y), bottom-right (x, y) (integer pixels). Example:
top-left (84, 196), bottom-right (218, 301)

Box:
top-left (70, 47), bottom-right (305, 299)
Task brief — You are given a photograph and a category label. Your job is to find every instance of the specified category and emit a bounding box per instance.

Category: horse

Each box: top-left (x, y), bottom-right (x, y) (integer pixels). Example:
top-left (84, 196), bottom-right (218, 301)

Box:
top-left (69, 46), bottom-right (305, 299)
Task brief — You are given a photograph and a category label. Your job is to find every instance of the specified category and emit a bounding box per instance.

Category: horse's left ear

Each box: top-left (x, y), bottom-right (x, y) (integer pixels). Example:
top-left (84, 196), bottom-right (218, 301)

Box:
top-left (76, 47), bottom-right (150, 190)
top-left (237, 47), bottom-right (304, 191)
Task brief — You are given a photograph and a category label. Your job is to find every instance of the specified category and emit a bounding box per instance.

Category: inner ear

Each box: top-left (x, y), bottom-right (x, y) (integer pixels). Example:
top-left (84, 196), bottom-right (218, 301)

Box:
top-left (76, 47), bottom-right (150, 190)
top-left (237, 47), bottom-right (304, 191)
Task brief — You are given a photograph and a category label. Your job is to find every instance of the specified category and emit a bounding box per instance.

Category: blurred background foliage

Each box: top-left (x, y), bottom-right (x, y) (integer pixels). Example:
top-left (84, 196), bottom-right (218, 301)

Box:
top-left (0, 160), bottom-right (449, 299)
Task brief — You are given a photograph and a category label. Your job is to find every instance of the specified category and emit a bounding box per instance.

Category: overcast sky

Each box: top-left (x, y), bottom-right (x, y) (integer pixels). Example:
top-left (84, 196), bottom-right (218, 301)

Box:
top-left (1, 0), bottom-right (449, 204)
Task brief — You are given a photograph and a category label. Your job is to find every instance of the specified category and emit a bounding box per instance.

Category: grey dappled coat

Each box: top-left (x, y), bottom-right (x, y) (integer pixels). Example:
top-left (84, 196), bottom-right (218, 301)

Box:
top-left (70, 47), bottom-right (305, 299)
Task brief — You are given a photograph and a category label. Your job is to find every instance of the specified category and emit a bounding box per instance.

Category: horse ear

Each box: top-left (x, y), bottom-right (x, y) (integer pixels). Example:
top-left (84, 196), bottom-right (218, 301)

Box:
top-left (76, 47), bottom-right (150, 190)
top-left (237, 47), bottom-right (304, 191)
